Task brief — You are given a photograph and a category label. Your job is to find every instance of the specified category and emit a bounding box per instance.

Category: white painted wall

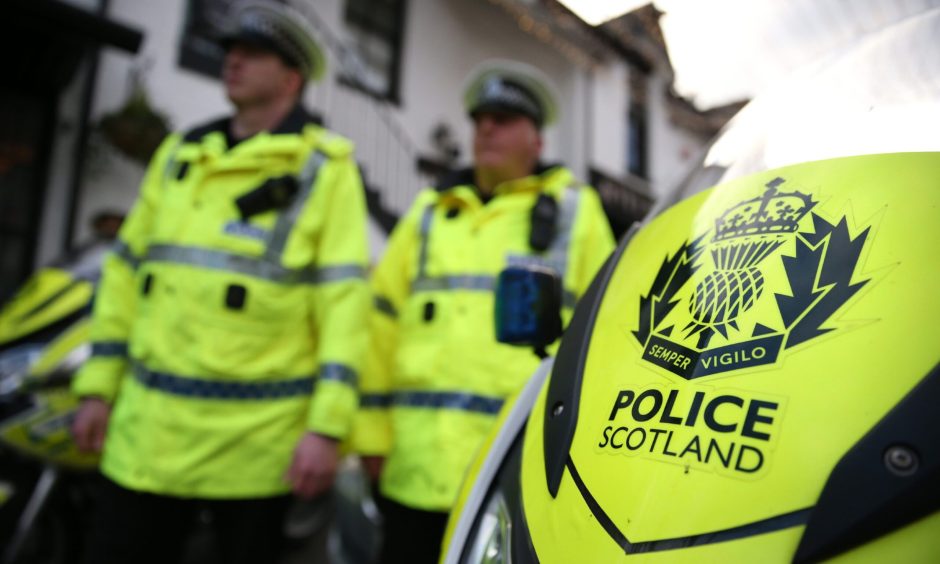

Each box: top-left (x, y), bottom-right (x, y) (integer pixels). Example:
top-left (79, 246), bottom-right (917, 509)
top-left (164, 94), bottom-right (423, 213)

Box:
top-left (646, 73), bottom-right (707, 200)
top-left (588, 63), bottom-right (629, 179)
top-left (71, 0), bottom-right (226, 246)
top-left (393, 0), bottom-right (580, 170)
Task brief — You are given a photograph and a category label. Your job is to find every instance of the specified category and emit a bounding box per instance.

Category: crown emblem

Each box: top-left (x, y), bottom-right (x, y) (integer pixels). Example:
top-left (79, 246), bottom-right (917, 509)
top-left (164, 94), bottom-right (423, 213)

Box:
top-left (683, 178), bottom-right (817, 347)
top-left (714, 177), bottom-right (815, 242)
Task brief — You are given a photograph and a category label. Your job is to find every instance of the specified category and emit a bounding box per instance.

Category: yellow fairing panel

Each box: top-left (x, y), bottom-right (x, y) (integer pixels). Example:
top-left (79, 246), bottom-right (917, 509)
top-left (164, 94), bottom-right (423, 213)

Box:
top-left (0, 269), bottom-right (91, 344)
top-left (521, 152), bottom-right (940, 561)
top-left (1, 321), bottom-right (98, 469)
top-left (0, 387), bottom-right (99, 469)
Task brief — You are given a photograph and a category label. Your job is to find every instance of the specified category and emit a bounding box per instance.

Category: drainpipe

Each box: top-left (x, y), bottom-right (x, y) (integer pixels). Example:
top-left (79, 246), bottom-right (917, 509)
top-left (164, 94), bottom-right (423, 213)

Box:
top-left (583, 66), bottom-right (594, 182)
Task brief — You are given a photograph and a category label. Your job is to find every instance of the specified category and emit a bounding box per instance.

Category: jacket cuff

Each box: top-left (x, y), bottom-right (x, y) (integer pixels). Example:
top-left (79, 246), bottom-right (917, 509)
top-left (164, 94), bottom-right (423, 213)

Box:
top-left (71, 358), bottom-right (126, 403)
top-left (349, 408), bottom-right (392, 455)
top-left (306, 378), bottom-right (357, 440)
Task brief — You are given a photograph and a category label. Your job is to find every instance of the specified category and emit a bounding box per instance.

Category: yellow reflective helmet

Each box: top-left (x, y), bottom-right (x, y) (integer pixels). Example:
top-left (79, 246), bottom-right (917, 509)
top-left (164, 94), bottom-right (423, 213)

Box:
top-left (443, 6), bottom-right (940, 564)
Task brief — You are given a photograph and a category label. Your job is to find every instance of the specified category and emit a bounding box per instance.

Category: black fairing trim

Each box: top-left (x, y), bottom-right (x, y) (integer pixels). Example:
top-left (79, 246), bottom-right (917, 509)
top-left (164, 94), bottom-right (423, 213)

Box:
top-left (542, 225), bottom-right (638, 497)
top-left (508, 432), bottom-right (538, 563)
top-left (0, 308), bottom-right (88, 355)
top-left (793, 361), bottom-right (940, 563)
top-left (566, 453), bottom-right (812, 554)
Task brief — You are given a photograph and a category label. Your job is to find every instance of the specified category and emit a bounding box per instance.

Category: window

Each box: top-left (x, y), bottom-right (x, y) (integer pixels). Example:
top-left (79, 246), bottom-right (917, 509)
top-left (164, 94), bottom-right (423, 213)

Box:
top-left (627, 105), bottom-right (648, 178)
top-left (178, 0), bottom-right (285, 79)
top-left (627, 71), bottom-right (649, 178)
top-left (590, 168), bottom-right (653, 239)
top-left (342, 0), bottom-right (407, 102)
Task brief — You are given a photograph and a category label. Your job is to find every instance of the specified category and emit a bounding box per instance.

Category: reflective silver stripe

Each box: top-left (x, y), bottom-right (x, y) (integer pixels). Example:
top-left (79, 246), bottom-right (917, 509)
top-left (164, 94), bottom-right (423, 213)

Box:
top-left (359, 391), bottom-right (503, 414)
top-left (132, 362), bottom-right (315, 400)
top-left (412, 274), bottom-right (495, 293)
top-left (505, 254), bottom-right (554, 270)
top-left (518, 187), bottom-right (581, 308)
top-left (145, 244), bottom-right (363, 285)
top-left (312, 264), bottom-right (366, 283)
top-left (546, 186), bottom-right (581, 281)
top-left (148, 245), bottom-right (297, 282)
top-left (265, 151), bottom-right (327, 261)
top-left (374, 295), bottom-right (398, 318)
top-left (318, 363), bottom-right (358, 387)
top-left (111, 240), bottom-right (141, 270)
top-left (410, 274), bottom-right (576, 307)
top-left (416, 204), bottom-right (435, 279)
top-left (409, 188), bottom-right (581, 300)
top-left (91, 341), bottom-right (128, 358)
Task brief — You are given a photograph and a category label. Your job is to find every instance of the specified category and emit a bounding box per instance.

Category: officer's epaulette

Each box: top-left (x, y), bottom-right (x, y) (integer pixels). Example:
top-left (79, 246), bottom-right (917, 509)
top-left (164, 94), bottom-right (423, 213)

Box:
top-left (314, 128), bottom-right (354, 159)
top-left (435, 168), bottom-right (476, 192)
top-left (182, 117), bottom-right (230, 143)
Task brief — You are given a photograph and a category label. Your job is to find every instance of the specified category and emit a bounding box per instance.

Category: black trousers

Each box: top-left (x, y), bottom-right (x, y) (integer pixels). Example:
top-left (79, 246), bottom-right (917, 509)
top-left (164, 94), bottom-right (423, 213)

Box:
top-left (84, 477), bottom-right (291, 564)
top-left (377, 494), bottom-right (449, 564)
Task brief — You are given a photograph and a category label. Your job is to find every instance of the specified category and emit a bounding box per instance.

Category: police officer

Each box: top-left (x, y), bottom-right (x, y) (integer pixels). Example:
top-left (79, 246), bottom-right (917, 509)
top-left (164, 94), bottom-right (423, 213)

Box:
top-left (70, 3), bottom-right (369, 563)
top-left (351, 60), bottom-right (616, 563)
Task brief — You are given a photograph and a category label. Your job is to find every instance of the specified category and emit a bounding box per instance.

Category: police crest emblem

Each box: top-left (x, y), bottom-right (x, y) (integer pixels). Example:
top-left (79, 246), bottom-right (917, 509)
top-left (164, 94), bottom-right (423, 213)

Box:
top-left (633, 177), bottom-right (872, 379)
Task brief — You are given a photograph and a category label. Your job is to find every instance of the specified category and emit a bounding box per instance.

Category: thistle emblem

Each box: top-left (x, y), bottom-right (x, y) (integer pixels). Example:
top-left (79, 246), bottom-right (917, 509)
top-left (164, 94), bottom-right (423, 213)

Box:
top-left (686, 178), bottom-right (815, 348)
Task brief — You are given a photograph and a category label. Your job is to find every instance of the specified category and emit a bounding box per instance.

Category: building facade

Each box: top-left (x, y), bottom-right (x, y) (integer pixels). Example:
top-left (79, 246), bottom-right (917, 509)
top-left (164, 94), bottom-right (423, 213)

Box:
top-left (9, 0), bottom-right (736, 299)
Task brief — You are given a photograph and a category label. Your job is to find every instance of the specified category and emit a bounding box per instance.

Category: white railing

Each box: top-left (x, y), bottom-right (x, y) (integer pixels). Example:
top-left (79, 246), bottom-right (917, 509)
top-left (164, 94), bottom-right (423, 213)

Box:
top-left (297, 2), bottom-right (435, 220)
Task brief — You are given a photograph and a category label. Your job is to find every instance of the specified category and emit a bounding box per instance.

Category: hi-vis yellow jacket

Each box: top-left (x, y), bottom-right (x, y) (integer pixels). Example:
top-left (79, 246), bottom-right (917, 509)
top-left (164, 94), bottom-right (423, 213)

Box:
top-left (72, 107), bottom-right (370, 498)
top-left (351, 165), bottom-right (615, 511)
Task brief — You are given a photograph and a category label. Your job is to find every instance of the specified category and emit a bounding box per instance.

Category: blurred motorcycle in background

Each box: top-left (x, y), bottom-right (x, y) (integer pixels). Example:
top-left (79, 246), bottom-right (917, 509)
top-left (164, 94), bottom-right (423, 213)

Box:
top-left (0, 239), bottom-right (381, 564)
top-left (0, 241), bottom-right (105, 564)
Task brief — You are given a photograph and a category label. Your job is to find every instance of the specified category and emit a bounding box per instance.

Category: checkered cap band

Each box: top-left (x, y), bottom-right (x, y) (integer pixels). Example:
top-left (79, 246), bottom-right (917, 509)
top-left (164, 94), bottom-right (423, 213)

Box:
top-left (236, 9), bottom-right (313, 76)
top-left (219, 2), bottom-right (325, 80)
top-left (471, 77), bottom-right (544, 125)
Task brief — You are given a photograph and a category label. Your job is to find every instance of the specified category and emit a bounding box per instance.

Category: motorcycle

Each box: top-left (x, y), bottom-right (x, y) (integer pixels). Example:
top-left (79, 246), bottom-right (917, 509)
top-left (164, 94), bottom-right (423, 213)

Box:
top-left (0, 240), bottom-right (382, 563)
top-left (0, 241), bottom-right (106, 564)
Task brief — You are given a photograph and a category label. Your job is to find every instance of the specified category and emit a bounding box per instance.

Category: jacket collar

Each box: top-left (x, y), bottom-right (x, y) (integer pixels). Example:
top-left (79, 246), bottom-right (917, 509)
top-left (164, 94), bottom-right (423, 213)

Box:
top-left (270, 104), bottom-right (323, 135)
top-left (182, 105), bottom-right (323, 144)
top-left (436, 161), bottom-right (567, 195)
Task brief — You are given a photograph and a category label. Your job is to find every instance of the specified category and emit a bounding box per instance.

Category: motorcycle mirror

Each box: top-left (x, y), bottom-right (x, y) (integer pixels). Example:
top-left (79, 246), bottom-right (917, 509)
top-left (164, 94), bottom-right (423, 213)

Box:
top-left (494, 265), bottom-right (563, 356)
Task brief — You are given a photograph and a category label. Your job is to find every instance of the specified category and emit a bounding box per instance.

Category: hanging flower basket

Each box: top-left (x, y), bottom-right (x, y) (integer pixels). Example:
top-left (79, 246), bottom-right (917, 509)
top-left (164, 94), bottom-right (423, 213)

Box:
top-left (97, 84), bottom-right (170, 165)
